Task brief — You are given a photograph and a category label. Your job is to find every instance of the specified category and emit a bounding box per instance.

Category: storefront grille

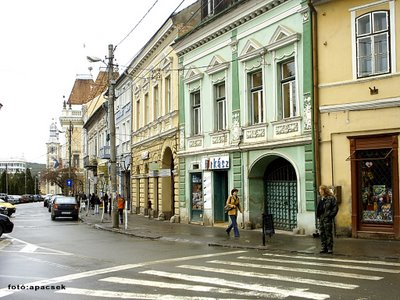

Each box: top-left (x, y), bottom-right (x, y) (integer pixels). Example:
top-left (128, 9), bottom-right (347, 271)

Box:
top-left (264, 158), bottom-right (298, 231)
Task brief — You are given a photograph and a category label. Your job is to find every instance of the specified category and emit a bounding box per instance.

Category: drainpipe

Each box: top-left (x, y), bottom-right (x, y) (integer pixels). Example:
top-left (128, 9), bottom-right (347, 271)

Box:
top-left (308, 0), bottom-right (321, 231)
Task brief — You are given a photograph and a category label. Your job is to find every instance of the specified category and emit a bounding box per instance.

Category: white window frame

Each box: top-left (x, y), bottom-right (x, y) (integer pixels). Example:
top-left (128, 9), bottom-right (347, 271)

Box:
top-left (191, 91), bottom-right (201, 135)
top-left (280, 59), bottom-right (297, 119)
top-left (153, 85), bottom-right (159, 120)
top-left (164, 75), bottom-right (171, 114)
top-left (249, 70), bottom-right (264, 125)
top-left (356, 10), bottom-right (390, 78)
top-left (215, 82), bottom-right (226, 131)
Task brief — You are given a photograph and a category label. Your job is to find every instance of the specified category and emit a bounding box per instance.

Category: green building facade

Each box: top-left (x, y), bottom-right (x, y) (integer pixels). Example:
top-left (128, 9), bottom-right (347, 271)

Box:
top-left (174, 0), bottom-right (316, 234)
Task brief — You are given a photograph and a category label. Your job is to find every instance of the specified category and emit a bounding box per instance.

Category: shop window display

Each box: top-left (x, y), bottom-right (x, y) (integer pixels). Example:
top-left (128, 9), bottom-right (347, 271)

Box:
top-left (357, 149), bottom-right (393, 224)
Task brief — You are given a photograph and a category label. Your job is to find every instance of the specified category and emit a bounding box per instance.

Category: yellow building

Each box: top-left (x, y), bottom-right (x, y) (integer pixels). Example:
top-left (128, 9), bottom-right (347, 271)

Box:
top-left (129, 3), bottom-right (200, 220)
top-left (313, 0), bottom-right (400, 238)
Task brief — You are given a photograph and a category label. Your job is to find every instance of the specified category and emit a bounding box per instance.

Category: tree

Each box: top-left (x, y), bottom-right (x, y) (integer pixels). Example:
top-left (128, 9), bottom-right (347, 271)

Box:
top-left (40, 167), bottom-right (78, 195)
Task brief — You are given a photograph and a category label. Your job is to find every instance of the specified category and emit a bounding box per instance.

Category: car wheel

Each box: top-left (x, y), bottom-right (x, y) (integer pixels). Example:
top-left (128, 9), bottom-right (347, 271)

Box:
top-left (0, 226), bottom-right (3, 237)
top-left (51, 214), bottom-right (55, 221)
top-left (7, 211), bottom-right (12, 217)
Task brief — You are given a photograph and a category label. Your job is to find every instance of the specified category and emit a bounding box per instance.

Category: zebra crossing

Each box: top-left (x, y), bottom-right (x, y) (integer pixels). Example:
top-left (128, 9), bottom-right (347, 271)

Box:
top-left (54, 251), bottom-right (400, 299)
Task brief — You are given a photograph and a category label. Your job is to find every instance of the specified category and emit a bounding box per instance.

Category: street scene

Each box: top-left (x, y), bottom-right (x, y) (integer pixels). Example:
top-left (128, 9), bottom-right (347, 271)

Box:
top-left (1, 203), bottom-right (400, 299)
top-left (1, 0), bottom-right (400, 299)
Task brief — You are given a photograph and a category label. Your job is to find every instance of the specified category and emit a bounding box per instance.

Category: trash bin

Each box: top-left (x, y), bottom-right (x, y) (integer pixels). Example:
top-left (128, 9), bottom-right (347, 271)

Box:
top-left (262, 213), bottom-right (275, 246)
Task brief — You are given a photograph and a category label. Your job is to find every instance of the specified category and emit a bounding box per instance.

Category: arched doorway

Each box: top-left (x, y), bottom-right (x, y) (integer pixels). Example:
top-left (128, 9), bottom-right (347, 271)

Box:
top-left (264, 157), bottom-right (298, 231)
top-left (161, 147), bottom-right (174, 219)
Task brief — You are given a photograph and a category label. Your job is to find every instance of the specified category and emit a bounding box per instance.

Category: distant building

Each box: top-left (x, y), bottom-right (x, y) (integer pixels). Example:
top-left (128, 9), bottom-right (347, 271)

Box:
top-left (0, 158), bottom-right (26, 174)
top-left (45, 120), bottom-right (62, 195)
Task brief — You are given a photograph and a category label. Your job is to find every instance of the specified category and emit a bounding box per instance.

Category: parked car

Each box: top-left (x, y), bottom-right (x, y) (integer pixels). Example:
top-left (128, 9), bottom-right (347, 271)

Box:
top-left (0, 193), bottom-right (7, 200)
top-left (7, 195), bottom-right (21, 204)
top-left (48, 195), bottom-right (64, 212)
top-left (0, 199), bottom-right (16, 217)
top-left (0, 214), bottom-right (14, 237)
top-left (33, 194), bottom-right (43, 202)
top-left (43, 194), bottom-right (53, 207)
top-left (20, 194), bottom-right (33, 203)
top-left (50, 196), bottom-right (79, 221)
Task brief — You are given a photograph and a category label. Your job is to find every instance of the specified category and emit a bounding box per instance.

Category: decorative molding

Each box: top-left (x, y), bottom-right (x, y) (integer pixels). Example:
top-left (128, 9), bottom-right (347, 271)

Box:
top-left (246, 127), bottom-right (266, 139)
top-left (274, 121), bottom-right (300, 135)
top-left (206, 55), bottom-right (229, 75)
top-left (188, 136), bottom-right (203, 148)
top-left (184, 66), bottom-right (204, 84)
top-left (320, 97), bottom-right (400, 113)
top-left (231, 112), bottom-right (241, 143)
top-left (267, 25), bottom-right (300, 52)
top-left (303, 94), bottom-right (312, 131)
top-left (210, 131), bottom-right (228, 145)
top-left (238, 38), bottom-right (265, 62)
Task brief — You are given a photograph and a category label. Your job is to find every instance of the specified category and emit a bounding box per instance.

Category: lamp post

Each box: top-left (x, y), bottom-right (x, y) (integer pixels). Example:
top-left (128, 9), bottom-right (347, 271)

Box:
top-left (87, 44), bottom-right (119, 228)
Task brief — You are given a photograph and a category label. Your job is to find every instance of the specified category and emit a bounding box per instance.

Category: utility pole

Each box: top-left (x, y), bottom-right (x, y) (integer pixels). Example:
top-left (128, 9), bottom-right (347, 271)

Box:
top-left (107, 44), bottom-right (118, 228)
top-left (69, 121), bottom-right (73, 195)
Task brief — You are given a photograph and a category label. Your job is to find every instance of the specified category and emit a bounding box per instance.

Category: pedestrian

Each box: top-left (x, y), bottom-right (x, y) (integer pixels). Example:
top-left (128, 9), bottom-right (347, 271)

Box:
top-left (89, 193), bottom-right (96, 214)
top-left (117, 194), bottom-right (125, 224)
top-left (94, 193), bottom-right (100, 215)
top-left (317, 185), bottom-right (338, 254)
top-left (225, 188), bottom-right (242, 238)
top-left (103, 193), bottom-right (109, 214)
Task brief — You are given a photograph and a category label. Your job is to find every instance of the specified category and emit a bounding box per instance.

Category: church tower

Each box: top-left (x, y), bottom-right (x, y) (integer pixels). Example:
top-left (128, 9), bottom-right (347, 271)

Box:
top-left (45, 119), bottom-right (62, 195)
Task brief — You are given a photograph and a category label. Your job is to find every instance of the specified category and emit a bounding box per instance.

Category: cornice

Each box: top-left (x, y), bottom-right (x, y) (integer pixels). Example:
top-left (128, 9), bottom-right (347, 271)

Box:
top-left (320, 97), bottom-right (400, 113)
top-left (176, 0), bottom-right (289, 56)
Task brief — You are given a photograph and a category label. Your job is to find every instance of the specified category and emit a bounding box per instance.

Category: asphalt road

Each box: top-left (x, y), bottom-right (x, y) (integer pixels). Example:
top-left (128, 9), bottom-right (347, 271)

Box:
top-left (1, 202), bottom-right (399, 300)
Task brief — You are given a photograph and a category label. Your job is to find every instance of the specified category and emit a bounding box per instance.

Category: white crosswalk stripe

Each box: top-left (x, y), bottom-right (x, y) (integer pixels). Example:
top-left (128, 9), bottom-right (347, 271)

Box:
top-left (51, 251), bottom-right (400, 299)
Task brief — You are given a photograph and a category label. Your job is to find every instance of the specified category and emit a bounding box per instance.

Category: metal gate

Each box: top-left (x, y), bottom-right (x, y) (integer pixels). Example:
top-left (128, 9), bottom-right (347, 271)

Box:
top-left (265, 158), bottom-right (297, 231)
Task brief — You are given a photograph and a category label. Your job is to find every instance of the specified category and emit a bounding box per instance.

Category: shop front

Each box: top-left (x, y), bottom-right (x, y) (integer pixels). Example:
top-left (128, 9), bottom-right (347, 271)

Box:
top-left (349, 134), bottom-right (399, 238)
top-left (188, 155), bottom-right (230, 225)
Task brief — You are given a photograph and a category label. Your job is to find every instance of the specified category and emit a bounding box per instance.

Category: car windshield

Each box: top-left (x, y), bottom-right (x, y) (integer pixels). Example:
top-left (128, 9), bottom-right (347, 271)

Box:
top-left (56, 197), bottom-right (76, 204)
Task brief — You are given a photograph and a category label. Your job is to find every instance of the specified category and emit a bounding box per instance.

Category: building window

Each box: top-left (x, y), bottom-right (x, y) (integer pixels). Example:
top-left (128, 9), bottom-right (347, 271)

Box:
top-left (249, 71), bottom-right (263, 125)
top-left (191, 91), bottom-right (201, 135)
top-left (356, 11), bottom-right (390, 78)
top-left (165, 76), bottom-right (171, 114)
top-left (153, 85), bottom-right (159, 120)
top-left (280, 59), bottom-right (296, 119)
top-left (215, 82), bottom-right (226, 131)
top-left (73, 154), bottom-right (79, 168)
top-left (144, 93), bottom-right (149, 126)
top-left (136, 98), bottom-right (141, 130)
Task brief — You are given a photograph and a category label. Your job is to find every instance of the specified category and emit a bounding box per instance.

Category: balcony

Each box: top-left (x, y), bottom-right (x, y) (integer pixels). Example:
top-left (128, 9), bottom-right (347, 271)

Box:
top-left (99, 146), bottom-right (110, 159)
top-left (83, 155), bottom-right (97, 169)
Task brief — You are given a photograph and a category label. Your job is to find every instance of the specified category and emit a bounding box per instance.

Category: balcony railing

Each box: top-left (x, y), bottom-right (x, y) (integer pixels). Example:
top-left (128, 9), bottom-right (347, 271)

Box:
top-left (99, 146), bottom-right (110, 159)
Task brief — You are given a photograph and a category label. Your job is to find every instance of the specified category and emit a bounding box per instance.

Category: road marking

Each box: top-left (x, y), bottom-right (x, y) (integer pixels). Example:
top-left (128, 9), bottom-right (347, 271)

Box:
top-left (142, 270), bottom-right (329, 300)
top-left (20, 244), bottom-right (38, 253)
top-left (56, 288), bottom-right (244, 300)
top-left (208, 260), bottom-right (382, 280)
top-left (262, 253), bottom-right (400, 267)
top-left (0, 250), bottom-right (246, 298)
top-left (101, 276), bottom-right (272, 298)
top-left (244, 256), bottom-right (400, 273)
top-left (2, 236), bottom-right (73, 256)
top-left (178, 264), bottom-right (358, 290)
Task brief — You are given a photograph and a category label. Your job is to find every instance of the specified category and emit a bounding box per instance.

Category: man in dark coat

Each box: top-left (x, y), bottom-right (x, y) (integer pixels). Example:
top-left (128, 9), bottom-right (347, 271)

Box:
top-left (317, 185), bottom-right (338, 254)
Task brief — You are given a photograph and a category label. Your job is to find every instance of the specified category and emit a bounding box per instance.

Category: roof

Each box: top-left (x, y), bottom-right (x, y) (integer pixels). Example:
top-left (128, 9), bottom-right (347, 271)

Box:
top-left (67, 77), bottom-right (95, 105)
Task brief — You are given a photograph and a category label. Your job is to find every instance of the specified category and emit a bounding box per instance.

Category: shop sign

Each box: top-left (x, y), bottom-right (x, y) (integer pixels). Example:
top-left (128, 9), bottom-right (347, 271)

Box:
top-left (209, 155), bottom-right (230, 169)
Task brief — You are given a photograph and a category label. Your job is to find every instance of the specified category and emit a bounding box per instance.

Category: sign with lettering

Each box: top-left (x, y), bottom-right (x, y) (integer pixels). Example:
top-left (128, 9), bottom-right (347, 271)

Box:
top-left (209, 156), bottom-right (230, 170)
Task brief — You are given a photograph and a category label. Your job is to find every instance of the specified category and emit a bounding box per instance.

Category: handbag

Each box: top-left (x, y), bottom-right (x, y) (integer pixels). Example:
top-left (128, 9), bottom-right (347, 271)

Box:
top-left (224, 205), bottom-right (233, 212)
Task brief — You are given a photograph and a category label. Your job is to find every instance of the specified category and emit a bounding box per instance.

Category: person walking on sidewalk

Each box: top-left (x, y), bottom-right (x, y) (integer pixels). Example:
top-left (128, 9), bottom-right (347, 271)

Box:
top-left (317, 185), bottom-right (338, 254)
top-left (117, 194), bottom-right (125, 224)
top-left (94, 193), bottom-right (100, 215)
top-left (225, 188), bottom-right (242, 238)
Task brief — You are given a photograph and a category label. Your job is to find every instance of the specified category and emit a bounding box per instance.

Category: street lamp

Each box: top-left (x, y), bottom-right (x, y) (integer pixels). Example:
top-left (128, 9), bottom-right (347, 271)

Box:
top-left (88, 44), bottom-right (119, 228)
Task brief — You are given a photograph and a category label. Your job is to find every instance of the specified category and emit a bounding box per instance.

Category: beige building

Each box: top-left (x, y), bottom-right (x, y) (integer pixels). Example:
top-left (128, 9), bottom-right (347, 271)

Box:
top-left (129, 2), bottom-right (200, 220)
top-left (313, 0), bottom-right (400, 238)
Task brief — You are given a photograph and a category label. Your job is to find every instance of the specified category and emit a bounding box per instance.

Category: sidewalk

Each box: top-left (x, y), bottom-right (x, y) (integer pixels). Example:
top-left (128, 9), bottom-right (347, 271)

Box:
top-left (79, 210), bottom-right (400, 261)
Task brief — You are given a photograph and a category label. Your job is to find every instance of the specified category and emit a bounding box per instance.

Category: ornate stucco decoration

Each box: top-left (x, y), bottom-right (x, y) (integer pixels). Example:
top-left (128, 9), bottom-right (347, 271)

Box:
top-left (179, 126), bottom-right (185, 150)
top-left (231, 112), bottom-right (241, 143)
top-left (206, 55), bottom-right (229, 75)
top-left (303, 94), bottom-right (312, 131)
top-left (266, 25), bottom-right (301, 52)
top-left (184, 66), bottom-right (204, 84)
top-left (188, 136), bottom-right (203, 149)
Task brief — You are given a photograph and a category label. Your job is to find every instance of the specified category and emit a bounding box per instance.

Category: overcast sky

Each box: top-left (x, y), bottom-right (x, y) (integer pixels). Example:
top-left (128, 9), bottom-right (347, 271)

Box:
top-left (0, 0), bottom-right (196, 164)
